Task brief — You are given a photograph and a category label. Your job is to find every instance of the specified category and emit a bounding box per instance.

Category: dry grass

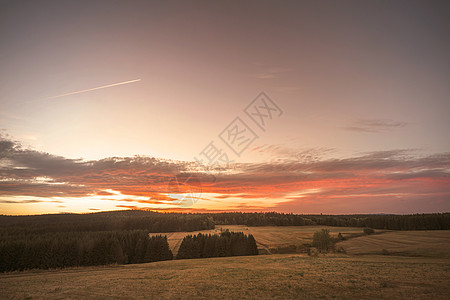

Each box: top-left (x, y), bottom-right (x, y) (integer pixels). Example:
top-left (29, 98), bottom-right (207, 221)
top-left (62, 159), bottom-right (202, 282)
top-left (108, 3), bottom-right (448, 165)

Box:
top-left (150, 225), bottom-right (366, 255)
top-left (338, 230), bottom-right (450, 258)
top-left (2, 229), bottom-right (450, 299)
top-left (1, 254), bottom-right (449, 299)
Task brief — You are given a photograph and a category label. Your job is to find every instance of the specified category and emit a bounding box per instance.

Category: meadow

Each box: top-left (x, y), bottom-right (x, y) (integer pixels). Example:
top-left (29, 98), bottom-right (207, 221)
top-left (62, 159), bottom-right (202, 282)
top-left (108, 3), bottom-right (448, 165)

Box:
top-left (2, 228), bottom-right (449, 299)
top-left (150, 225), bottom-right (371, 255)
top-left (1, 253), bottom-right (449, 299)
top-left (338, 230), bottom-right (450, 258)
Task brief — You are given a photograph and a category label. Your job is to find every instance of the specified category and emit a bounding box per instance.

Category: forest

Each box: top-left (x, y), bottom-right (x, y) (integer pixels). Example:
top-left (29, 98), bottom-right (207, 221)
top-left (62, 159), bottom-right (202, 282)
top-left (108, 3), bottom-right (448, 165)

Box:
top-left (0, 230), bottom-right (172, 272)
top-left (2, 211), bottom-right (448, 234)
top-left (0, 210), bottom-right (214, 235)
top-left (1, 210), bottom-right (449, 272)
top-left (207, 212), bottom-right (450, 230)
top-left (0, 211), bottom-right (212, 272)
top-left (177, 231), bottom-right (259, 259)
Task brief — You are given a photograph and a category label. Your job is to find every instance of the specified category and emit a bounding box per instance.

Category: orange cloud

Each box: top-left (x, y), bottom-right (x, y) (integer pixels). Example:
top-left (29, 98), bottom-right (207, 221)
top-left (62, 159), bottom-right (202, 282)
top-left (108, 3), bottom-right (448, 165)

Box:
top-left (1, 135), bottom-right (449, 214)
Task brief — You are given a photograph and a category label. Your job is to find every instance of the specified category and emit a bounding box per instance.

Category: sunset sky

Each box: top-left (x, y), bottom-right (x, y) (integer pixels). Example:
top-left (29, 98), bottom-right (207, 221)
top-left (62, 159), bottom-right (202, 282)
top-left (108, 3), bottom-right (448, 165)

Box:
top-left (1, 0), bottom-right (449, 215)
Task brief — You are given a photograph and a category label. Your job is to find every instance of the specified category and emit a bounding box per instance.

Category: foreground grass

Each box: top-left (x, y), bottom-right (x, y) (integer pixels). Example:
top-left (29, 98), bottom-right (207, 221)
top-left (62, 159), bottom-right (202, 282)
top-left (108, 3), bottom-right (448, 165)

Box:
top-left (1, 254), bottom-right (449, 299)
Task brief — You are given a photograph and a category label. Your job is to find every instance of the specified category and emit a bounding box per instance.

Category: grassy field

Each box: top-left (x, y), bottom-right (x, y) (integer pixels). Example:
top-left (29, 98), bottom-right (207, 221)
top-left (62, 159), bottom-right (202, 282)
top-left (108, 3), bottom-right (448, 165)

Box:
top-left (1, 253), bottom-right (449, 299)
top-left (150, 225), bottom-right (368, 255)
top-left (3, 228), bottom-right (449, 299)
top-left (338, 230), bottom-right (450, 258)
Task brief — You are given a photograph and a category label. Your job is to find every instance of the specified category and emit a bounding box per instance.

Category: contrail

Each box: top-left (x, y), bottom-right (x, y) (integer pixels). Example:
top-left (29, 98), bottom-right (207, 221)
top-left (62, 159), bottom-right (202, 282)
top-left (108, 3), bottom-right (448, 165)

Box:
top-left (47, 79), bottom-right (141, 99)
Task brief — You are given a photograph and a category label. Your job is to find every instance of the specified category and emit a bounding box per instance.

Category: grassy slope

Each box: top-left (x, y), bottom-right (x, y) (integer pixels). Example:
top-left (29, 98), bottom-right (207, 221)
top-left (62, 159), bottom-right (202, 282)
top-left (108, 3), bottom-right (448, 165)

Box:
top-left (338, 230), bottom-right (450, 258)
top-left (1, 254), bottom-right (449, 299)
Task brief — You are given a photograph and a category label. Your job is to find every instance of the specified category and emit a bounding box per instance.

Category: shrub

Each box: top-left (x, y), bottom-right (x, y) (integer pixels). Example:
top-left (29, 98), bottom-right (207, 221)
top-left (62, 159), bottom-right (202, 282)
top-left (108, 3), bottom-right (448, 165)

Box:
top-left (312, 229), bottom-right (333, 252)
top-left (381, 249), bottom-right (390, 255)
top-left (275, 245), bottom-right (297, 254)
top-left (336, 246), bottom-right (347, 254)
top-left (363, 227), bottom-right (375, 235)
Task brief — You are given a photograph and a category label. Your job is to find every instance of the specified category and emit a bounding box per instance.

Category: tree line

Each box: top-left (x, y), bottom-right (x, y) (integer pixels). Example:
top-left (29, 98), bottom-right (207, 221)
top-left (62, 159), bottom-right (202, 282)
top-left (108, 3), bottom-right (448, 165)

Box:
top-left (2, 211), bottom-right (448, 234)
top-left (0, 210), bottom-right (215, 236)
top-left (207, 212), bottom-right (450, 230)
top-left (177, 231), bottom-right (259, 259)
top-left (308, 213), bottom-right (450, 230)
top-left (208, 212), bottom-right (312, 226)
top-left (0, 230), bottom-right (172, 272)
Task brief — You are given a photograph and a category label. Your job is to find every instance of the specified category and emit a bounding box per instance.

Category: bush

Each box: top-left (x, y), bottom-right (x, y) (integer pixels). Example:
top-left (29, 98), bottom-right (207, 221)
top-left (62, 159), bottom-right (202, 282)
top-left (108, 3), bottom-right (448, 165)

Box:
top-left (363, 228), bottom-right (375, 235)
top-left (312, 229), bottom-right (333, 252)
top-left (336, 246), bottom-right (347, 254)
top-left (307, 247), bottom-right (319, 257)
top-left (273, 245), bottom-right (297, 254)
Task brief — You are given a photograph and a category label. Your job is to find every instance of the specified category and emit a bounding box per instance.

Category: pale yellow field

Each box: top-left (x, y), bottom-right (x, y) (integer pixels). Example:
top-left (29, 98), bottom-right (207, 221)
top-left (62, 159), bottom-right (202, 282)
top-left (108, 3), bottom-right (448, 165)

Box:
top-left (150, 225), bottom-right (367, 255)
top-left (1, 254), bottom-right (449, 299)
top-left (338, 230), bottom-right (450, 258)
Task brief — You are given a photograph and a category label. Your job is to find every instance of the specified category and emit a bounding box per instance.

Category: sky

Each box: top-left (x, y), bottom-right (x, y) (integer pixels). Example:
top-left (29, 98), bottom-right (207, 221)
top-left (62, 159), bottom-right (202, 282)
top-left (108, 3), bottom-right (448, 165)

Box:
top-left (1, 0), bottom-right (449, 215)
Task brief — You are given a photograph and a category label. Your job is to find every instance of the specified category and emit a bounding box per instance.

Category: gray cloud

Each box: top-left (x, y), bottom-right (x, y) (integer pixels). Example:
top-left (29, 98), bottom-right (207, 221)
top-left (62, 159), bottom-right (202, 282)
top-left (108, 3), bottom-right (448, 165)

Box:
top-left (1, 135), bottom-right (449, 211)
top-left (343, 119), bottom-right (409, 133)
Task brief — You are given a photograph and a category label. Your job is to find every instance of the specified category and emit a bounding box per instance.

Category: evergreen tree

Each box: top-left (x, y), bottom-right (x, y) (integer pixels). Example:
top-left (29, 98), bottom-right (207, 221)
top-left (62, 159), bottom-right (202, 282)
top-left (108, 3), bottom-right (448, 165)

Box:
top-left (176, 231), bottom-right (258, 260)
